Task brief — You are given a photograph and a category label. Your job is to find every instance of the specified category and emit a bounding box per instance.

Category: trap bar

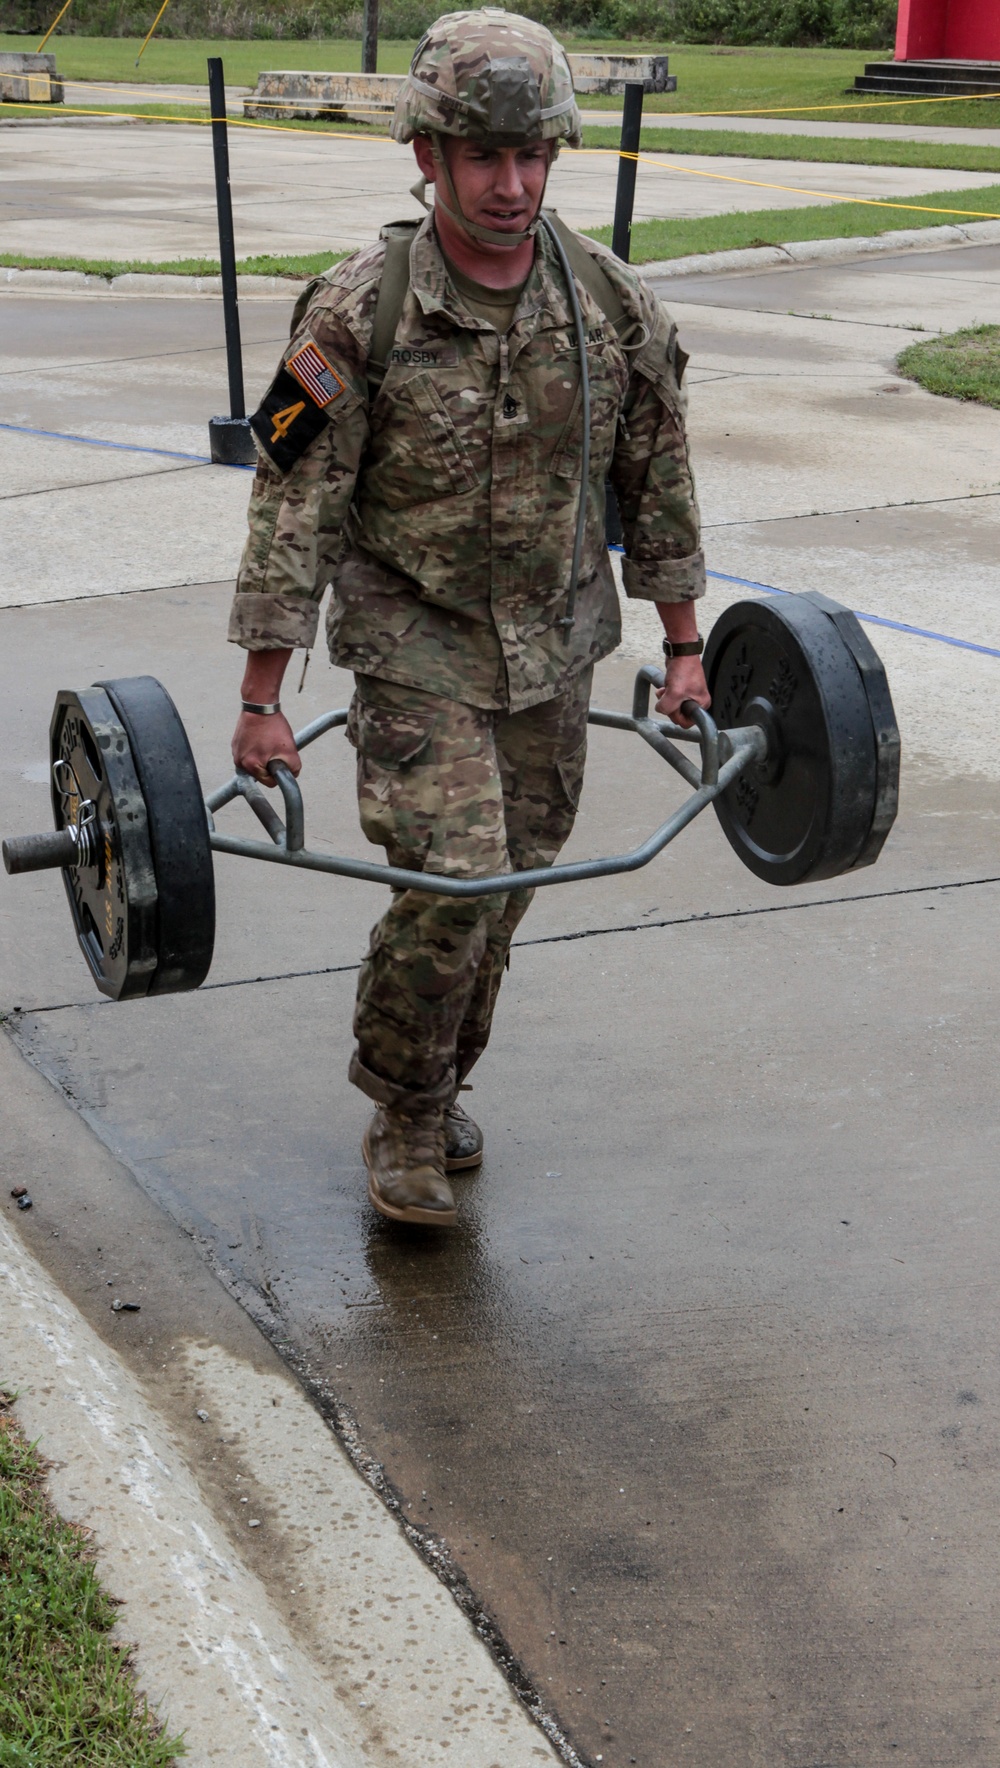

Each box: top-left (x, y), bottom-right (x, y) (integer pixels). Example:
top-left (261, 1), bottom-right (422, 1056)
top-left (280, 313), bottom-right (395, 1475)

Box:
top-left (206, 666), bottom-right (768, 898)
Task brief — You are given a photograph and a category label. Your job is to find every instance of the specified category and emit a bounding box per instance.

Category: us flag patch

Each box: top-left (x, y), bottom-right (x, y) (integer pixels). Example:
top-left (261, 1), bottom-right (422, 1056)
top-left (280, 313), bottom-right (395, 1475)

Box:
top-left (287, 340), bottom-right (345, 408)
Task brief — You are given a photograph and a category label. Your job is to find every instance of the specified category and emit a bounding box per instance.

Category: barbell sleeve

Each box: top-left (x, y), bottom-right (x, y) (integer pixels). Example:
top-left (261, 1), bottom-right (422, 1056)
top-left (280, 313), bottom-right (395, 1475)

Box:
top-left (3, 828), bottom-right (81, 875)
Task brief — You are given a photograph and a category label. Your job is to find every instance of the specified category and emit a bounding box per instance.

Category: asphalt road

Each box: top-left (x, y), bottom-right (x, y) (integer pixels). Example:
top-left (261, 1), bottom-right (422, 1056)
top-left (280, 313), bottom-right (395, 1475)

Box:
top-left (3, 241), bottom-right (1000, 1766)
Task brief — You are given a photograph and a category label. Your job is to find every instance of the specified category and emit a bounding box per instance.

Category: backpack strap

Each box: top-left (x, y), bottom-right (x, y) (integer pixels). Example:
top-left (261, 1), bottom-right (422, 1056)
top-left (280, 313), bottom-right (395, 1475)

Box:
top-left (367, 219), bottom-right (422, 395)
top-left (363, 212), bottom-right (644, 395)
top-left (541, 211), bottom-right (638, 342)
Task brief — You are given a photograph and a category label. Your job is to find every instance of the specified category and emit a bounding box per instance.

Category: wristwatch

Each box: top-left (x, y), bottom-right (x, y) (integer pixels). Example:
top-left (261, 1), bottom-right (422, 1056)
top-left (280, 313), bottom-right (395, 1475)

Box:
top-left (241, 700), bottom-right (281, 715)
top-left (661, 635), bottom-right (703, 660)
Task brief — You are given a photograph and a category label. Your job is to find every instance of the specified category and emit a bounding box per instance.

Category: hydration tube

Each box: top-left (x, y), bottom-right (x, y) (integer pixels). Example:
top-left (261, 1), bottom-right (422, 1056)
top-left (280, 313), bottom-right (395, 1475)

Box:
top-left (539, 212), bottom-right (589, 640)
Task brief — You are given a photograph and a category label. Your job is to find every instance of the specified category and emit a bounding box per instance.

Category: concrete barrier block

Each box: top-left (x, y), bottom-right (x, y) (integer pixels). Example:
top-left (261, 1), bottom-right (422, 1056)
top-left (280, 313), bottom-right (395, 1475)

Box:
top-left (245, 70), bottom-right (403, 121)
top-left (244, 54), bottom-right (676, 119)
top-left (566, 53), bottom-right (675, 95)
top-left (0, 50), bottom-right (63, 104)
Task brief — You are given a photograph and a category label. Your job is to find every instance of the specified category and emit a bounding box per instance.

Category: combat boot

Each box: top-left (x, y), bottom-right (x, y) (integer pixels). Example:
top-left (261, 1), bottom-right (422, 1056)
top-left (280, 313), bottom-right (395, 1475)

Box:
top-left (444, 1097), bottom-right (484, 1172)
top-left (363, 1104), bottom-right (457, 1227)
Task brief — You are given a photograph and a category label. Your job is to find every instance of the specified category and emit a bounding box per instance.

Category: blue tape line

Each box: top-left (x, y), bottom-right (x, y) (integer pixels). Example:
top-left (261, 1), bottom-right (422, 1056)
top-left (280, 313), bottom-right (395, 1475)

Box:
top-left (0, 420), bottom-right (254, 469)
top-left (7, 436), bottom-right (998, 655)
top-left (610, 547), bottom-right (1000, 660)
top-left (705, 568), bottom-right (1000, 660)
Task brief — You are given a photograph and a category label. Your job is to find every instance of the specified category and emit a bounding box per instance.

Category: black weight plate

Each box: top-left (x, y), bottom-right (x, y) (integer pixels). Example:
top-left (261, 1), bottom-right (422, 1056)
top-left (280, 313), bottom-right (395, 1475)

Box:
top-left (704, 595), bottom-right (887, 886)
top-left (99, 677), bottom-right (215, 994)
top-left (49, 687), bottom-right (158, 1000)
top-left (800, 590), bottom-right (900, 869)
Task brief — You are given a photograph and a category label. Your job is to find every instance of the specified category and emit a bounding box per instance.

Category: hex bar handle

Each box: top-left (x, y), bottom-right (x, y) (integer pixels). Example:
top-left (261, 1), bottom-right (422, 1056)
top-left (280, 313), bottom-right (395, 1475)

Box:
top-left (206, 708), bottom-right (348, 816)
top-left (235, 770), bottom-right (286, 844)
top-left (207, 671), bottom-right (746, 891)
top-left (208, 734), bottom-right (764, 898)
top-left (270, 759), bottom-right (305, 852)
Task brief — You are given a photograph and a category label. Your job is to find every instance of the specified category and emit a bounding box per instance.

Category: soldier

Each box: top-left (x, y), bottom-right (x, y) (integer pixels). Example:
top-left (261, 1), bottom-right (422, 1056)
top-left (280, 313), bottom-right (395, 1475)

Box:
top-left (229, 7), bottom-right (709, 1228)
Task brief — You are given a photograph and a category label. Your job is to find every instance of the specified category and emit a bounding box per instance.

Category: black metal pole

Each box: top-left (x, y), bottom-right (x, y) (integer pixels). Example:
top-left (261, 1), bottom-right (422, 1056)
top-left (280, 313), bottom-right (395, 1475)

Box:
top-left (361, 0), bottom-right (378, 74)
top-left (206, 59), bottom-right (255, 465)
top-left (208, 57), bottom-right (245, 418)
top-left (611, 81), bottom-right (644, 264)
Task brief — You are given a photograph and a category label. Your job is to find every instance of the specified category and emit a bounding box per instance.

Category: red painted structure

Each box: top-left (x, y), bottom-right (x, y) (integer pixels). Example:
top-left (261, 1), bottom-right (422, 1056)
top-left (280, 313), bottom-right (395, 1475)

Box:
top-left (895, 0), bottom-right (1000, 61)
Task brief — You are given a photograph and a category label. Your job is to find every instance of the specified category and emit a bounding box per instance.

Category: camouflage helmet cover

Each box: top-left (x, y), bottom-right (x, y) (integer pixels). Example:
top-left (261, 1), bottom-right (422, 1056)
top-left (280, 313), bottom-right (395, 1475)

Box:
top-left (391, 7), bottom-right (582, 150)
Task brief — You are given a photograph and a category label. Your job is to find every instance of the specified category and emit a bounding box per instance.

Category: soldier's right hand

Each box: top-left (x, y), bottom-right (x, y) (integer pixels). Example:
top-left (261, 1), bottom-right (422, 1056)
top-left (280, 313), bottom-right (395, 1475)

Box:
top-left (231, 710), bottom-right (302, 787)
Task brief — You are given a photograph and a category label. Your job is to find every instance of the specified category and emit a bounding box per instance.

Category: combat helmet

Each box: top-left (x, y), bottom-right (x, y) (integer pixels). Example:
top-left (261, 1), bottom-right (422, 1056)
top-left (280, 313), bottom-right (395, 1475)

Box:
top-left (392, 8), bottom-right (580, 246)
top-left (391, 7), bottom-right (582, 150)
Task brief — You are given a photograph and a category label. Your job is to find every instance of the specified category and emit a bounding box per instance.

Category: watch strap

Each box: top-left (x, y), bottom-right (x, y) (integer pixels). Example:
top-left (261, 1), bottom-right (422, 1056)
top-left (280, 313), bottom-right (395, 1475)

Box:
top-left (662, 635), bottom-right (704, 660)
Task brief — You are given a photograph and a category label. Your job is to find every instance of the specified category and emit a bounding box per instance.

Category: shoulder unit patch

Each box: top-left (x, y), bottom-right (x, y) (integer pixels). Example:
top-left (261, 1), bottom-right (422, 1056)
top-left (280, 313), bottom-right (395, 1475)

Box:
top-left (249, 339), bottom-right (349, 472)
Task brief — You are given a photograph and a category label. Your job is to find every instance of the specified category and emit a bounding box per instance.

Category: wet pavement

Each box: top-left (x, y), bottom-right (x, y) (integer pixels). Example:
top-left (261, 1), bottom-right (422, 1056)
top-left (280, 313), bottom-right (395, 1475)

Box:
top-left (6, 583), bottom-right (1000, 1767)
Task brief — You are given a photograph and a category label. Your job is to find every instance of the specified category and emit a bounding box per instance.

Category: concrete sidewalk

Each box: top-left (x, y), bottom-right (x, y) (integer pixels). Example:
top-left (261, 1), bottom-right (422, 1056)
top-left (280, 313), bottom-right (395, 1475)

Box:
top-left (3, 119), bottom-right (998, 261)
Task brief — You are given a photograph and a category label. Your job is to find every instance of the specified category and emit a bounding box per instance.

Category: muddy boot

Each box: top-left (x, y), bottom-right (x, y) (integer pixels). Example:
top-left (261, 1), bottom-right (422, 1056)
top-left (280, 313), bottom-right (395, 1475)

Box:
top-left (362, 1104), bottom-right (457, 1227)
top-left (444, 1097), bottom-right (484, 1172)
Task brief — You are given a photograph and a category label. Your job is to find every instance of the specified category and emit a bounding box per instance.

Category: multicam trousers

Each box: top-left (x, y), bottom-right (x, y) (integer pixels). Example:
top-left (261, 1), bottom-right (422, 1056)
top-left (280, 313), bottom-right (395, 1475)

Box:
top-left (346, 667), bottom-right (593, 1111)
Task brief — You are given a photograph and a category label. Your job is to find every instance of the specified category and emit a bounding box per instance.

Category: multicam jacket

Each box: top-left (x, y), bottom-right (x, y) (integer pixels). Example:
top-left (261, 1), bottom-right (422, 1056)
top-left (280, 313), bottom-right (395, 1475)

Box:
top-left (229, 213), bottom-right (705, 713)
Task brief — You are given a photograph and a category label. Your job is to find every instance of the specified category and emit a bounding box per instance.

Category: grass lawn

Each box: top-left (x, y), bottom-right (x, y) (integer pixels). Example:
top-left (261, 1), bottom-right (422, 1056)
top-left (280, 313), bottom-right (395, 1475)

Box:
top-left (585, 182), bottom-right (1000, 263)
top-left (898, 324), bottom-right (1000, 408)
top-left (3, 34), bottom-right (1000, 130)
top-left (582, 126), bottom-right (1000, 176)
top-left (0, 247), bottom-right (344, 277)
top-left (6, 93), bottom-right (1000, 178)
top-left (0, 1395), bottom-right (185, 1765)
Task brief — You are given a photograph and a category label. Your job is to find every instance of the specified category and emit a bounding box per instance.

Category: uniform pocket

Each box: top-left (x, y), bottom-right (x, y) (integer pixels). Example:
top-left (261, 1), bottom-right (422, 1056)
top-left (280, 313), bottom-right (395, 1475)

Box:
top-left (347, 696), bottom-right (436, 769)
top-left (365, 370), bottom-right (480, 511)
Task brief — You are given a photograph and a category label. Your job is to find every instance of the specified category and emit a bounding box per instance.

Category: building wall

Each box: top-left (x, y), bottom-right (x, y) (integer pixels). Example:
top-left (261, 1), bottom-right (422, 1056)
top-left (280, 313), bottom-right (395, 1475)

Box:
top-left (896, 0), bottom-right (1000, 59)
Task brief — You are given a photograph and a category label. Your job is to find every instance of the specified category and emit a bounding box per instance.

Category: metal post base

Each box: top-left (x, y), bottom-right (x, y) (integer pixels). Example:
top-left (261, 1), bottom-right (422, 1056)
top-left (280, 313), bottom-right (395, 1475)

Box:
top-left (208, 415), bottom-right (256, 466)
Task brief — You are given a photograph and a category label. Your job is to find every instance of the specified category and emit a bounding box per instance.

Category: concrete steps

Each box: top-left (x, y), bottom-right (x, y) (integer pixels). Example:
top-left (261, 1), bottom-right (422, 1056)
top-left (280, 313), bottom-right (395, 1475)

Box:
top-left (853, 58), bottom-right (1000, 97)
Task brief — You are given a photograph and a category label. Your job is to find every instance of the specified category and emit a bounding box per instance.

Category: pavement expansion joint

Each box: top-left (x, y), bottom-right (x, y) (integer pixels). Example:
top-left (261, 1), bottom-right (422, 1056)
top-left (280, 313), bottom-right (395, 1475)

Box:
top-left (0, 463), bottom-right (207, 503)
top-left (9, 874), bottom-right (1000, 1020)
top-left (703, 487), bottom-right (1000, 529)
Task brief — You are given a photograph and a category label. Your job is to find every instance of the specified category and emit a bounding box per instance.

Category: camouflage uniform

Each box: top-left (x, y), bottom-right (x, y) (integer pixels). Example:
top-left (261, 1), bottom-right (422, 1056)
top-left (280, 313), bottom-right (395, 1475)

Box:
top-left (346, 666), bottom-right (590, 1106)
top-left (229, 11), bottom-right (705, 1114)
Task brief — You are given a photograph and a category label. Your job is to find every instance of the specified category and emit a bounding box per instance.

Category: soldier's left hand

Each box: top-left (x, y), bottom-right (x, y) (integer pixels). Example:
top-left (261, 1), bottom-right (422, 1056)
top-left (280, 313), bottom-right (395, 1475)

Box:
top-left (655, 657), bottom-right (711, 728)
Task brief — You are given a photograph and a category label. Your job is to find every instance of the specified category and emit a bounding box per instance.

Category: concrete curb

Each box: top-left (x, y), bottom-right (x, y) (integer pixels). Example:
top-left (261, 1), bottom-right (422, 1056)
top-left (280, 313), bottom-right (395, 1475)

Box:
top-left (0, 265), bottom-right (303, 299)
top-left (4, 215), bottom-right (1000, 297)
top-left (0, 1031), bottom-right (570, 1768)
top-left (641, 215), bottom-right (1000, 279)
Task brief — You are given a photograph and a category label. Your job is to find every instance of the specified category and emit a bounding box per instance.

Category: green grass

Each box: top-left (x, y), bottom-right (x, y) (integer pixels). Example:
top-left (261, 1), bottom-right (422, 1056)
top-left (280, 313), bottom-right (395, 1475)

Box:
top-left (584, 182), bottom-right (1000, 263)
top-left (0, 1396), bottom-right (185, 1766)
top-left (0, 249), bottom-right (344, 275)
top-left (898, 323), bottom-right (1000, 408)
top-left (581, 125), bottom-right (1000, 175)
top-left (574, 42), bottom-right (1000, 131)
top-left (3, 34), bottom-right (1000, 129)
top-left (0, 32), bottom-right (420, 84)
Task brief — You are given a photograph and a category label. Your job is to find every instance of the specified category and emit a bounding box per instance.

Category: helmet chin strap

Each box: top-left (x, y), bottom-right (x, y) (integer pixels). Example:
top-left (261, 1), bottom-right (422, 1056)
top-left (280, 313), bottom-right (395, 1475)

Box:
top-left (428, 134), bottom-right (550, 249)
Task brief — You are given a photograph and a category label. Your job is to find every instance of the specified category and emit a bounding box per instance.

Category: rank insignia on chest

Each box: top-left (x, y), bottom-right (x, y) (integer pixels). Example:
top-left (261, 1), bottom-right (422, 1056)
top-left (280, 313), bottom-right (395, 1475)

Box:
top-left (249, 339), bottom-right (348, 471)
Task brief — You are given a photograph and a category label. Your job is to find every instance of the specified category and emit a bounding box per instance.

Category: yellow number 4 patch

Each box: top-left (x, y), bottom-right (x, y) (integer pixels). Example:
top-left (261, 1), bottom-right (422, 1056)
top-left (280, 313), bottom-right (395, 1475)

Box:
top-left (270, 401), bottom-right (305, 443)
